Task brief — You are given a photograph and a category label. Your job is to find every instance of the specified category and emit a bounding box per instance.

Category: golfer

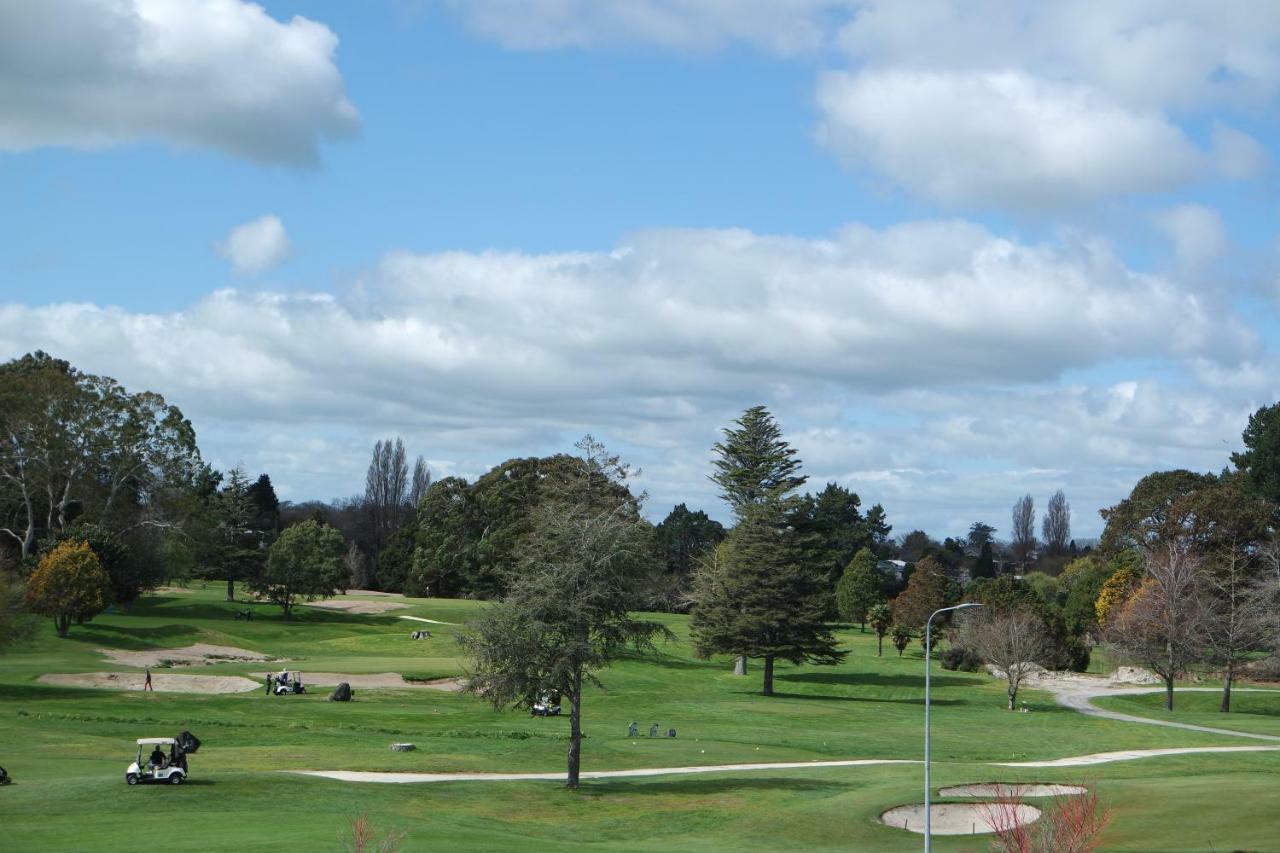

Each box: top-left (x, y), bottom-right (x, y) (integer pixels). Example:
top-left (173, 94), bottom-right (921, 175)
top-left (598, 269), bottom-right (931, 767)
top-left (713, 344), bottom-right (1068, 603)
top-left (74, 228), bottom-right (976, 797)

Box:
top-left (143, 668), bottom-right (153, 691)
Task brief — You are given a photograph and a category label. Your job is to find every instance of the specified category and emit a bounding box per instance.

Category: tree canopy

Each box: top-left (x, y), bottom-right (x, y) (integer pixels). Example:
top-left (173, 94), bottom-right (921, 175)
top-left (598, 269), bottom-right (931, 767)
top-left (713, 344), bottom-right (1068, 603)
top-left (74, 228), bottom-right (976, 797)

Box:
top-left (24, 540), bottom-right (110, 637)
top-left (252, 519), bottom-right (346, 617)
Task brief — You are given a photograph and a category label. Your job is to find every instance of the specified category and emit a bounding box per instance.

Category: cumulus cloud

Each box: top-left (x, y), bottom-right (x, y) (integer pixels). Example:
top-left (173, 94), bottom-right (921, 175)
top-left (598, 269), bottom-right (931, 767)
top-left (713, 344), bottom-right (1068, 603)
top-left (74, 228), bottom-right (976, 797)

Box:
top-left (216, 215), bottom-right (293, 276)
top-left (1155, 204), bottom-right (1227, 271)
top-left (436, 0), bottom-right (849, 55)
top-left (816, 70), bottom-right (1201, 209)
top-left (0, 221), bottom-right (1262, 530)
top-left (817, 1), bottom-right (1280, 207)
top-left (0, 0), bottom-right (359, 164)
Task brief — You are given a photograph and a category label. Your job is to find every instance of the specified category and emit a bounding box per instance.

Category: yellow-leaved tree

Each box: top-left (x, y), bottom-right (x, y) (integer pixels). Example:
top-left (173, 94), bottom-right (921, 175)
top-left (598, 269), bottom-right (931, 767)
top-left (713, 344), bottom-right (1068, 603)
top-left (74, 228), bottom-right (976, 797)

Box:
top-left (25, 540), bottom-right (110, 637)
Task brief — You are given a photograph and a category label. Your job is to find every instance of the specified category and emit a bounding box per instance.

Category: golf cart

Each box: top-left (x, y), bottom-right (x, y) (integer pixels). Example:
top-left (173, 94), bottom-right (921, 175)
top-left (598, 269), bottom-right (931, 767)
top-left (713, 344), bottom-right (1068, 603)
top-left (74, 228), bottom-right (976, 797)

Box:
top-left (125, 731), bottom-right (200, 786)
top-left (274, 670), bottom-right (306, 695)
top-left (531, 692), bottom-right (561, 717)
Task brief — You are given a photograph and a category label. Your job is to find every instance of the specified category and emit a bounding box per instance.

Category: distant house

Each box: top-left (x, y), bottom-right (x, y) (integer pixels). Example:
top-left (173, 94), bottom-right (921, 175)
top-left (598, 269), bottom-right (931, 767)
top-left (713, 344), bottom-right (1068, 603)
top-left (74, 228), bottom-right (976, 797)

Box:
top-left (876, 559), bottom-right (908, 582)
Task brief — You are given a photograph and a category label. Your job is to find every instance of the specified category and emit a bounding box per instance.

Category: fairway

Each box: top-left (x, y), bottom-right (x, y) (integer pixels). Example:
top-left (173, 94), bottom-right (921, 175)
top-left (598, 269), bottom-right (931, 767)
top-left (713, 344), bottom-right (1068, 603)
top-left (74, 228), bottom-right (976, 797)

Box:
top-left (2, 586), bottom-right (1278, 851)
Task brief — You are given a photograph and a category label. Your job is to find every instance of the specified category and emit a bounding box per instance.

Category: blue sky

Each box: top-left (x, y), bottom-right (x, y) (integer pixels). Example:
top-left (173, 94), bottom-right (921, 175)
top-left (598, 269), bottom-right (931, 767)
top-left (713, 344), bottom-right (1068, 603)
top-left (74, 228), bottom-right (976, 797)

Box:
top-left (3, 1), bottom-right (1280, 542)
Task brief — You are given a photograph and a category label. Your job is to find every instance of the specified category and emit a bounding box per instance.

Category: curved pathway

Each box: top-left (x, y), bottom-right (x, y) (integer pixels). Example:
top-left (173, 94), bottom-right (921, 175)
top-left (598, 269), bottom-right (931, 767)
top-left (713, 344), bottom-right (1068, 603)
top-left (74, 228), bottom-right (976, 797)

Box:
top-left (294, 679), bottom-right (1280, 785)
top-left (1046, 684), bottom-right (1280, 743)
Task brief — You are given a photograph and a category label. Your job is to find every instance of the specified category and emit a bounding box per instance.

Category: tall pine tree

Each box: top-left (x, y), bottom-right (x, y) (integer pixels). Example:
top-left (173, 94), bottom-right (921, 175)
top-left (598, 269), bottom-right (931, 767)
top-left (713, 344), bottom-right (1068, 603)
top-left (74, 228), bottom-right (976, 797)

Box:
top-left (690, 499), bottom-right (845, 695)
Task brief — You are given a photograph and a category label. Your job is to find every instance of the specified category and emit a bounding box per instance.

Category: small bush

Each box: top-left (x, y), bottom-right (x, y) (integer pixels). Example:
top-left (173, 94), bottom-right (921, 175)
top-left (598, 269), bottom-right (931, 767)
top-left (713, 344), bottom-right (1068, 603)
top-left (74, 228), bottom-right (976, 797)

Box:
top-left (939, 645), bottom-right (984, 672)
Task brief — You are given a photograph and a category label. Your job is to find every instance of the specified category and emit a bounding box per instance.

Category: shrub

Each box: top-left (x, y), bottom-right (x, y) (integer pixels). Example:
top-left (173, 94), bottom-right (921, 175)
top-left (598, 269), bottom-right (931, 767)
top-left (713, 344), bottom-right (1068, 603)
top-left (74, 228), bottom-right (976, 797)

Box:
top-left (939, 645), bottom-right (984, 672)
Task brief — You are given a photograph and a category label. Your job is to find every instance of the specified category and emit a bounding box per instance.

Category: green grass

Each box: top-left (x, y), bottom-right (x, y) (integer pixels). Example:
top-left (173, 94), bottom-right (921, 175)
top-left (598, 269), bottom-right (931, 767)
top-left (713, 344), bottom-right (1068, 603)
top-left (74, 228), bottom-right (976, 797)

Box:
top-left (1, 585), bottom-right (1278, 850)
top-left (1096, 689), bottom-right (1280, 737)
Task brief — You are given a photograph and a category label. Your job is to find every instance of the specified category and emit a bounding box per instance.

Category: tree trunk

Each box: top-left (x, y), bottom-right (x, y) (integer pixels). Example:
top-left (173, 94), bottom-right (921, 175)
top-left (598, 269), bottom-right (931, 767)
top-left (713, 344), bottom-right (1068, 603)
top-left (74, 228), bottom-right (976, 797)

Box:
top-left (54, 613), bottom-right (69, 638)
top-left (860, 620), bottom-right (866, 633)
top-left (1163, 674), bottom-right (1175, 712)
top-left (876, 634), bottom-right (883, 656)
top-left (1221, 665), bottom-right (1233, 713)
top-left (226, 578), bottom-right (235, 601)
top-left (1007, 678), bottom-right (1017, 711)
top-left (733, 655), bottom-right (747, 676)
top-left (566, 669), bottom-right (582, 789)
top-left (762, 655), bottom-right (774, 696)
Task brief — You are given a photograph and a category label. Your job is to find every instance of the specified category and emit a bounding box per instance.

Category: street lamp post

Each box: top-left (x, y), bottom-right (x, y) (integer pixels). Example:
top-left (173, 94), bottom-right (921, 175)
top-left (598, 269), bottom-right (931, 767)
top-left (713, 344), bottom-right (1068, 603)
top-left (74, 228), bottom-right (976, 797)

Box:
top-left (924, 602), bottom-right (983, 852)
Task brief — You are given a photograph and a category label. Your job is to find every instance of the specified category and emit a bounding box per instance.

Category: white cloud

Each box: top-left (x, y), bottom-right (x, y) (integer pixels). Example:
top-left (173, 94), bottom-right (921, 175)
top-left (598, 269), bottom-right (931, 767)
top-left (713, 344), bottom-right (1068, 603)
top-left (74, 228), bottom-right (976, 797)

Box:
top-left (216, 215), bottom-right (293, 275)
top-left (437, 0), bottom-right (849, 55)
top-left (816, 69), bottom-right (1201, 209)
top-left (0, 221), bottom-right (1262, 532)
top-left (1211, 123), bottom-right (1270, 180)
top-left (1155, 204), bottom-right (1227, 271)
top-left (0, 0), bottom-right (359, 164)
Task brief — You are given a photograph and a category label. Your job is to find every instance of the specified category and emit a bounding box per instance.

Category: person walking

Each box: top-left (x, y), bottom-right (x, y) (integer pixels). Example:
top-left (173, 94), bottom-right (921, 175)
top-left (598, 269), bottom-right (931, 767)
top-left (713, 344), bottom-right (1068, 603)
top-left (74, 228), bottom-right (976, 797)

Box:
top-left (143, 668), bottom-right (153, 691)
top-left (265, 673), bottom-right (274, 695)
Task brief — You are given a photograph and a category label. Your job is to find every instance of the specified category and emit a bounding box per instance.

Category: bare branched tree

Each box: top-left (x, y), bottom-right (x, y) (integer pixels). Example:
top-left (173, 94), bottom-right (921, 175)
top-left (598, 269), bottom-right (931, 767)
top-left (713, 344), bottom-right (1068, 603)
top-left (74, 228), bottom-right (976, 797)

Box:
top-left (363, 438), bottom-right (409, 554)
top-left (1042, 489), bottom-right (1071, 555)
top-left (408, 456), bottom-right (431, 510)
top-left (1105, 542), bottom-right (1208, 710)
top-left (960, 607), bottom-right (1051, 710)
top-left (1011, 494), bottom-right (1036, 566)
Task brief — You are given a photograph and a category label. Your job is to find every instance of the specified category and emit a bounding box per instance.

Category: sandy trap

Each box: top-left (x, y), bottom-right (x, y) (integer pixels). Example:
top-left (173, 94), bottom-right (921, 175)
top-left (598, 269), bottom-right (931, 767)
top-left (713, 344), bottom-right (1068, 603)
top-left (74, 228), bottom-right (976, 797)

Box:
top-left (300, 673), bottom-right (464, 690)
top-left (939, 783), bottom-right (1086, 797)
top-left (100, 643), bottom-right (273, 668)
top-left (306, 598), bottom-right (408, 614)
top-left (39, 672), bottom-right (260, 693)
top-left (880, 803), bottom-right (1040, 835)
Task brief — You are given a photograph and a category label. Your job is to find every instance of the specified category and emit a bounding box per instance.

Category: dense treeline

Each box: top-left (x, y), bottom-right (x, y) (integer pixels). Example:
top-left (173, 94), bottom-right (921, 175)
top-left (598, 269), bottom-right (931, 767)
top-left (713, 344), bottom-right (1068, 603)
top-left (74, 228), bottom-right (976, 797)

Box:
top-left (4, 349), bottom-right (1279, 715)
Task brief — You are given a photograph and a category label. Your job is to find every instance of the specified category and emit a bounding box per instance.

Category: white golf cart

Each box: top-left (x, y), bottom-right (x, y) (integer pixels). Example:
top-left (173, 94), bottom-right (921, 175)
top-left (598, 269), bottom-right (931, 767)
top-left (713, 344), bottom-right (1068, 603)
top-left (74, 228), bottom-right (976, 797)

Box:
top-left (274, 670), bottom-right (306, 695)
top-left (125, 732), bottom-right (200, 786)
top-left (530, 692), bottom-right (561, 717)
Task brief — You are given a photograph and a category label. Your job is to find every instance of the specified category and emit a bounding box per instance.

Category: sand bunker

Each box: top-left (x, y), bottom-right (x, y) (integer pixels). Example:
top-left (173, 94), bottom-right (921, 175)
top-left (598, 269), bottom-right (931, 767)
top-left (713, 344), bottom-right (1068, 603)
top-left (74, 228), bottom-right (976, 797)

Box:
top-left (100, 643), bottom-right (272, 668)
top-left (39, 672), bottom-right (260, 694)
top-left (880, 803), bottom-right (1040, 835)
top-left (300, 673), bottom-right (464, 690)
top-left (939, 783), bottom-right (1086, 798)
top-left (306, 598), bottom-right (408, 614)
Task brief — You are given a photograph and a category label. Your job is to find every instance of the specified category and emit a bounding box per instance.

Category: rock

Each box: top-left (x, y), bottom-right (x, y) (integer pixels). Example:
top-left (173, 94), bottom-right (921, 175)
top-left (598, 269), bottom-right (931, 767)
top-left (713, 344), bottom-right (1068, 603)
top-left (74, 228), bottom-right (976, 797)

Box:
top-left (390, 743), bottom-right (416, 752)
top-left (1110, 666), bottom-right (1160, 685)
top-left (329, 682), bottom-right (353, 702)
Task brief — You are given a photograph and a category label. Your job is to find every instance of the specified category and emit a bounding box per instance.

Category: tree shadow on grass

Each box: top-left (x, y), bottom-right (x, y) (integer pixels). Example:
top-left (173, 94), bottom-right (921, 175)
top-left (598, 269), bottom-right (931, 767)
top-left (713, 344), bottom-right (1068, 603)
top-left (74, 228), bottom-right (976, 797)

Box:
top-left (583, 776), bottom-right (849, 796)
top-left (779, 671), bottom-right (984, 689)
top-left (71, 623), bottom-right (202, 650)
top-left (123, 600), bottom-right (404, 628)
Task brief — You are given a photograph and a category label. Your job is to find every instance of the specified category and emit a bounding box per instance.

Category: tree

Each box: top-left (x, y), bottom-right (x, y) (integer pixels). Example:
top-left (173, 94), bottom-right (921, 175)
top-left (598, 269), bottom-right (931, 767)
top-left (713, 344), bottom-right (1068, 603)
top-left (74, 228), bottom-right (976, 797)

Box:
top-left (343, 541), bottom-right (370, 590)
top-left (0, 571), bottom-right (35, 652)
top-left (252, 520), bottom-right (346, 618)
top-left (203, 467), bottom-right (263, 601)
top-left (1011, 495), bottom-right (1036, 566)
top-left (868, 603), bottom-right (892, 656)
top-left (460, 500), bottom-right (665, 789)
top-left (410, 476), bottom-right (479, 598)
top-left (897, 530), bottom-right (938, 563)
top-left (708, 405), bottom-right (807, 675)
top-left (972, 541), bottom-right (996, 579)
top-left (409, 456), bottom-right (432, 509)
top-left (1041, 490), bottom-right (1071, 555)
top-left (1190, 477), bottom-right (1277, 711)
top-left (967, 522), bottom-right (997, 555)
top-left (0, 352), bottom-right (200, 561)
top-left (709, 406), bottom-right (807, 519)
top-left (891, 624), bottom-right (912, 656)
top-left (246, 474), bottom-right (280, 534)
top-left (790, 483), bottom-right (890, 601)
top-left (24, 540), bottom-right (110, 637)
top-left (1098, 469), bottom-right (1217, 554)
top-left (1095, 561), bottom-right (1143, 626)
top-left (690, 499), bottom-right (846, 695)
top-left (1231, 402), bottom-right (1280, 504)
top-left (960, 607), bottom-right (1051, 710)
top-left (653, 503), bottom-right (725, 610)
top-left (891, 555), bottom-right (951, 629)
top-left (835, 548), bottom-right (883, 630)
top-left (1104, 543), bottom-right (1207, 711)
top-left (364, 438), bottom-right (410, 559)
top-left (1060, 555), bottom-right (1121, 638)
